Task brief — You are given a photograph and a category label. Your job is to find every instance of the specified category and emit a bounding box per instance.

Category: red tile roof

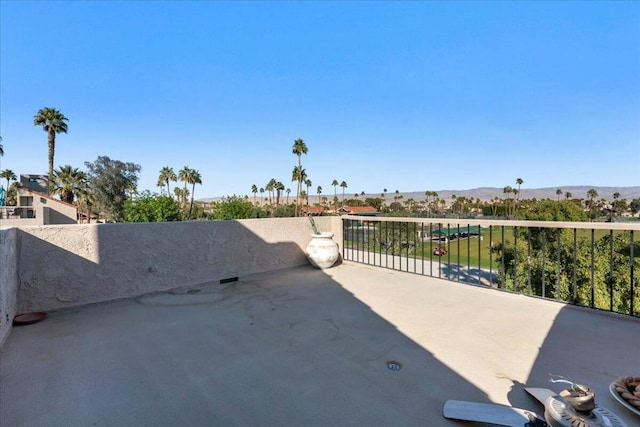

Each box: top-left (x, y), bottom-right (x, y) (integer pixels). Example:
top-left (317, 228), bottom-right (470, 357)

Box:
top-left (302, 206), bottom-right (326, 214)
top-left (340, 206), bottom-right (378, 213)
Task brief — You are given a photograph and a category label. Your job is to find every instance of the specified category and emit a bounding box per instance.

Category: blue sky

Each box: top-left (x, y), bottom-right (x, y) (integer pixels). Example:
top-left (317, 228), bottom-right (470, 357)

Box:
top-left (1, 1), bottom-right (639, 199)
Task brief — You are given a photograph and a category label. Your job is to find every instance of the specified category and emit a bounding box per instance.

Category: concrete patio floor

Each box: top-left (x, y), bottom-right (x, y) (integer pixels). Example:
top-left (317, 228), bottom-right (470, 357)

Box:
top-left (1, 263), bottom-right (639, 426)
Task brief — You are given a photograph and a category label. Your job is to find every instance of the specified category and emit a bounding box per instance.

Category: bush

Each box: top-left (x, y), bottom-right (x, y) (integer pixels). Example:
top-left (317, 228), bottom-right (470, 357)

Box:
top-left (123, 191), bottom-right (181, 222)
top-left (213, 196), bottom-right (254, 220)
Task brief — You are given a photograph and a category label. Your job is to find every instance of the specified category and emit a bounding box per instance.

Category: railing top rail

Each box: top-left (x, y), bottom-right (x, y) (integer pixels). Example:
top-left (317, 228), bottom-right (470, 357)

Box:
top-left (340, 215), bottom-right (640, 230)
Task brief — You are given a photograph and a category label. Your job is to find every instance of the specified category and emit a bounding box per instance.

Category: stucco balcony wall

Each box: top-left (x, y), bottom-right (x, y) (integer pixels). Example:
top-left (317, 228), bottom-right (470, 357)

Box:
top-left (0, 227), bottom-right (19, 346)
top-left (0, 216), bottom-right (341, 345)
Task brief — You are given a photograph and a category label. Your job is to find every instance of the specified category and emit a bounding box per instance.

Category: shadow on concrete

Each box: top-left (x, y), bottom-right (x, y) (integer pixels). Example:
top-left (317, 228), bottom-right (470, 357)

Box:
top-left (516, 306), bottom-right (640, 426)
top-left (2, 222), bottom-right (489, 426)
top-left (440, 264), bottom-right (497, 287)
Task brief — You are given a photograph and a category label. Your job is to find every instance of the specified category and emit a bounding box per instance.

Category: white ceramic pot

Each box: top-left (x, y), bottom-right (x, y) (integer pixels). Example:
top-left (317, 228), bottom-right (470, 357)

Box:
top-left (305, 232), bottom-right (339, 269)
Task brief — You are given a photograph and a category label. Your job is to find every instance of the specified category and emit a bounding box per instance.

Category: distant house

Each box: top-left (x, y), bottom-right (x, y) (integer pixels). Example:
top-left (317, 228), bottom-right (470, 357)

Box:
top-left (20, 174), bottom-right (48, 194)
top-left (339, 206), bottom-right (381, 216)
top-left (0, 175), bottom-right (78, 227)
top-left (301, 206), bottom-right (326, 216)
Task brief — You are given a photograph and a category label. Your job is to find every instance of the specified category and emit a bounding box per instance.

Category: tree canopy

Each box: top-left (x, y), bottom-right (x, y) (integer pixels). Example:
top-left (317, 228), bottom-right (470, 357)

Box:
top-left (85, 156), bottom-right (141, 222)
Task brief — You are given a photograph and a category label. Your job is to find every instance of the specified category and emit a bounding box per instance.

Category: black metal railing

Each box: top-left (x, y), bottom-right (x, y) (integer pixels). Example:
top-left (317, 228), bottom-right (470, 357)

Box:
top-left (342, 216), bottom-right (639, 318)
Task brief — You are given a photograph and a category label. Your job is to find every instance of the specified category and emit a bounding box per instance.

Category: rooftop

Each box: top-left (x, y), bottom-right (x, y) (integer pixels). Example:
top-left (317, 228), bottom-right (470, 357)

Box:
top-left (2, 262), bottom-right (638, 426)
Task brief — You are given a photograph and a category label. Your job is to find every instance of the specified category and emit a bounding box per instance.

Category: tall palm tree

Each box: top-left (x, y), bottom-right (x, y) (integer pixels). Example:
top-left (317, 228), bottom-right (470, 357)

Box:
top-left (304, 179), bottom-right (312, 205)
top-left (185, 169), bottom-right (202, 217)
top-left (266, 178), bottom-right (277, 206)
top-left (51, 165), bottom-right (87, 204)
top-left (178, 166), bottom-right (191, 201)
top-left (292, 138), bottom-right (308, 216)
top-left (251, 184), bottom-right (258, 205)
top-left (503, 186), bottom-right (513, 217)
top-left (0, 169), bottom-right (17, 191)
top-left (259, 187), bottom-right (265, 204)
top-left (556, 188), bottom-right (562, 202)
top-left (275, 181), bottom-right (284, 205)
top-left (291, 166), bottom-right (306, 207)
top-left (317, 185), bottom-right (322, 205)
top-left (515, 178), bottom-right (523, 202)
top-left (174, 187), bottom-right (189, 205)
top-left (157, 166), bottom-right (177, 198)
top-left (33, 107), bottom-right (68, 194)
top-left (340, 181), bottom-right (347, 204)
top-left (332, 180), bottom-right (339, 202)
top-left (286, 188), bottom-right (291, 204)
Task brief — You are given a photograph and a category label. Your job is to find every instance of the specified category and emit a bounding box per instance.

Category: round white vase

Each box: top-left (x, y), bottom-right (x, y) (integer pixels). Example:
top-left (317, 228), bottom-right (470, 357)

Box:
top-left (305, 232), bottom-right (339, 269)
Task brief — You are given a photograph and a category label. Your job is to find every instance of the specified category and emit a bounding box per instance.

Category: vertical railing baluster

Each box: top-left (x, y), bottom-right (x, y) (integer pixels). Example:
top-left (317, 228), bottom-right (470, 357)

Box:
top-left (421, 222), bottom-right (425, 276)
top-left (429, 222), bottom-right (433, 277)
top-left (591, 229), bottom-right (595, 308)
top-left (630, 230), bottom-right (635, 316)
top-left (556, 228), bottom-right (561, 301)
top-left (573, 228), bottom-right (577, 303)
top-left (609, 229), bottom-right (614, 312)
top-left (467, 224), bottom-right (471, 284)
top-left (489, 225), bottom-right (493, 287)
top-left (527, 228), bottom-right (532, 294)
top-left (501, 226), bottom-right (505, 290)
top-left (438, 223), bottom-right (443, 279)
top-left (342, 219), bottom-right (347, 261)
top-left (447, 224), bottom-right (451, 280)
top-left (457, 223), bottom-right (461, 282)
top-left (477, 224), bottom-right (481, 285)
top-left (413, 222), bottom-right (417, 274)
top-left (514, 226), bottom-right (518, 293)
top-left (542, 229), bottom-right (546, 298)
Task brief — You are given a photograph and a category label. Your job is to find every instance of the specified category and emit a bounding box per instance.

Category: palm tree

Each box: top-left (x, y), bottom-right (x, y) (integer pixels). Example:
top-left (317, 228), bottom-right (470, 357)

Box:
top-left (33, 107), bottom-right (68, 194)
top-left (178, 166), bottom-right (191, 198)
top-left (251, 184), bottom-right (258, 205)
top-left (332, 180), bottom-right (339, 206)
top-left (51, 165), bottom-right (87, 204)
top-left (286, 188), bottom-right (291, 204)
top-left (0, 136), bottom-right (4, 156)
top-left (292, 138), bottom-right (308, 216)
top-left (340, 181), bottom-right (347, 204)
top-left (317, 185), bottom-right (322, 205)
top-left (174, 187), bottom-right (189, 205)
top-left (503, 186), bottom-right (513, 217)
top-left (276, 181), bottom-right (284, 205)
top-left (304, 179), bottom-right (312, 205)
top-left (565, 191), bottom-right (573, 200)
top-left (157, 166), bottom-right (177, 198)
top-left (556, 188), bottom-right (562, 202)
top-left (185, 169), bottom-right (202, 217)
top-left (266, 178), bottom-right (276, 206)
top-left (259, 187), bottom-right (265, 204)
top-left (515, 178), bottom-right (523, 202)
top-left (0, 169), bottom-right (17, 191)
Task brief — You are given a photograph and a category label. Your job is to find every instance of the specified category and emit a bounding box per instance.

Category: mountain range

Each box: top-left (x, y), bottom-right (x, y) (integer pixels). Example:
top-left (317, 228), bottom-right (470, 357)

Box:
top-left (200, 186), bottom-right (640, 203)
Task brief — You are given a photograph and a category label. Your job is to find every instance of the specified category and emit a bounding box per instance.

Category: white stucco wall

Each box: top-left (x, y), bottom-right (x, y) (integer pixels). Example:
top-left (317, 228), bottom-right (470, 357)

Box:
top-left (0, 228), bottom-right (19, 346)
top-left (16, 216), bottom-right (342, 313)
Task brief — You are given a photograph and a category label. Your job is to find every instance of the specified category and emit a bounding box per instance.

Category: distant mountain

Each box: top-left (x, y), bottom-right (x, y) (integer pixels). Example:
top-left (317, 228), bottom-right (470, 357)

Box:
top-left (380, 186), bottom-right (640, 202)
top-left (199, 186), bottom-right (640, 203)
